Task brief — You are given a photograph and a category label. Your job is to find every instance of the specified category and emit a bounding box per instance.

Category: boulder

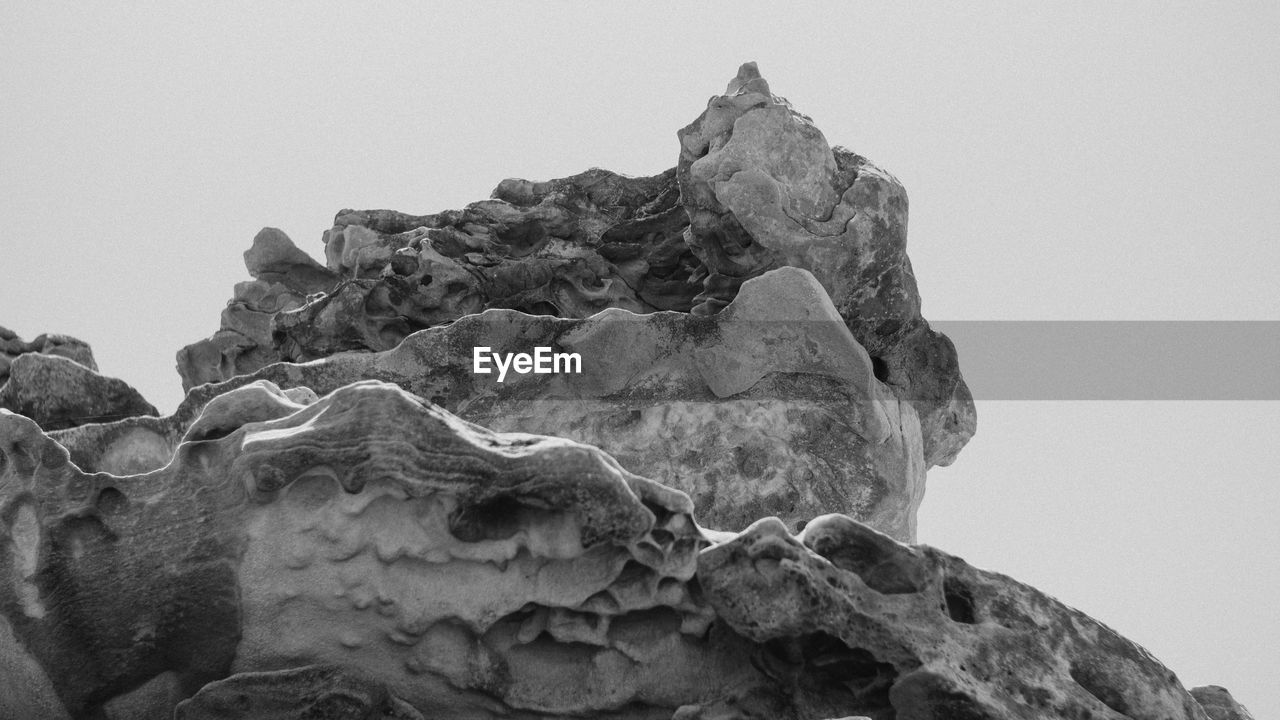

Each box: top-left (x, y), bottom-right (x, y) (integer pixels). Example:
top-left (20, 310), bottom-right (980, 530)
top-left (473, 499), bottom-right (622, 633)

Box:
top-left (0, 327), bottom-right (155, 431)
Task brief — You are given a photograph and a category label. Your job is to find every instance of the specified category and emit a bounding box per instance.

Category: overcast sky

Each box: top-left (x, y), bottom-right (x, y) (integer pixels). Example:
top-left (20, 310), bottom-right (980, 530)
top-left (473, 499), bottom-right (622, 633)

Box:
top-left (3, 3), bottom-right (1278, 715)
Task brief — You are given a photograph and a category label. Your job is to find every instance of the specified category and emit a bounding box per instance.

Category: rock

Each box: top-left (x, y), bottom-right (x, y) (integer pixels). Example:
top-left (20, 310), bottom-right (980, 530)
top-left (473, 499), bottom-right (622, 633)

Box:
top-left (175, 65), bottom-right (972, 468)
top-left (176, 169), bottom-right (700, 390)
top-left (0, 381), bottom-right (1212, 719)
top-left (1, 324), bottom-right (97, 382)
top-left (699, 514), bottom-right (1210, 720)
top-left (68, 268), bottom-right (926, 541)
top-left (176, 228), bottom-right (341, 389)
top-left (0, 337), bottom-right (156, 432)
top-left (676, 63), bottom-right (974, 466)
top-left (1192, 686), bottom-right (1256, 720)
top-left (175, 666), bottom-right (424, 720)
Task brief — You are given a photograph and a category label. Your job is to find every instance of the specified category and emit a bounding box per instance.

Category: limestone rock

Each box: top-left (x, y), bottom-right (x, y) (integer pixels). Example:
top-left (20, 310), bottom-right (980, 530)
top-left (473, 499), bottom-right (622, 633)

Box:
top-left (677, 63), bottom-right (974, 467)
top-left (67, 269), bottom-right (925, 541)
top-left (1191, 686), bottom-right (1256, 720)
top-left (0, 381), bottom-right (1212, 719)
top-left (0, 328), bottom-right (156, 431)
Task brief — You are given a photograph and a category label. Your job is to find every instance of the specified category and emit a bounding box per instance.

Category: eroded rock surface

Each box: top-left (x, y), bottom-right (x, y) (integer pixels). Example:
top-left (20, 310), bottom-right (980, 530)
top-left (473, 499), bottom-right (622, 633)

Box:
top-left (177, 170), bottom-right (700, 390)
top-left (176, 64), bottom-right (972, 468)
top-left (676, 63), bottom-right (972, 467)
top-left (1, 381), bottom-right (1212, 719)
top-left (0, 326), bottom-right (156, 431)
top-left (69, 269), bottom-right (928, 541)
top-left (700, 515), bottom-right (1211, 720)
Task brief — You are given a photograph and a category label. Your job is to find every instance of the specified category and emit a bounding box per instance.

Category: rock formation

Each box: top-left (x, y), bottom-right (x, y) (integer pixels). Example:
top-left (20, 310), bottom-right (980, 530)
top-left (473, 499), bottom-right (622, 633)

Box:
top-left (0, 382), bottom-right (1222, 719)
top-left (0, 326), bottom-right (156, 431)
top-left (75, 268), bottom-right (927, 541)
top-left (0, 63), bottom-right (1255, 719)
top-left (176, 64), bottom-right (972, 470)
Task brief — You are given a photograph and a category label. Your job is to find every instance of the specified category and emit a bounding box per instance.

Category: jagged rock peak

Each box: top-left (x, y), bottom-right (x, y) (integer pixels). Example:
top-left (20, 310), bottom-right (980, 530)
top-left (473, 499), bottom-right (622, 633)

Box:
top-left (727, 61), bottom-right (771, 95)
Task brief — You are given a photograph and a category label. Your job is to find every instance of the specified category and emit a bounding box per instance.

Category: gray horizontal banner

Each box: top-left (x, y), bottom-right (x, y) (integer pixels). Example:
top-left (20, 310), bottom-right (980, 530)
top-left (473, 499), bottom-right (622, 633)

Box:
top-left (411, 316), bottom-right (1280, 401)
top-left (935, 321), bottom-right (1280, 401)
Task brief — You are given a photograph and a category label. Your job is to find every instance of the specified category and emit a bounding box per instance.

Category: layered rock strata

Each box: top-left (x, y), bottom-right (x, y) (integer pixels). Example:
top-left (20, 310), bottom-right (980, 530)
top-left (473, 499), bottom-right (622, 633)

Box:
top-left (177, 63), bottom-right (973, 469)
top-left (62, 268), bottom-right (927, 541)
top-left (0, 381), bottom-right (1223, 719)
top-left (0, 61), bottom-right (1254, 719)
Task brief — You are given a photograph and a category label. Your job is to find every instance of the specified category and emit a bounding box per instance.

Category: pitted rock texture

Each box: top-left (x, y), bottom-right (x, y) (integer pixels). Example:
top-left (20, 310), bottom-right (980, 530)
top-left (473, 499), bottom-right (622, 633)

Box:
top-left (1, 380), bottom-right (1211, 719)
top-left (177, 63), bottom-right (971, 468)
top-left (77, 268), bottom-right (928, 542)
top-left (177, 169), bottom-right (699, 390)
top-left (0, 326), bottom-right (156, 431)
top-left (676, 63), bottom-right (972, 467)
top-left (699, 514), bottom-right (1211, 720)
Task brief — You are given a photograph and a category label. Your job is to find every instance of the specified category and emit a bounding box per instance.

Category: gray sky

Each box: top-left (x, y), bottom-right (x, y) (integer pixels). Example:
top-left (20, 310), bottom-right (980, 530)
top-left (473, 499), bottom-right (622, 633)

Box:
top-left (3, 2), bottom-right (1278, 715)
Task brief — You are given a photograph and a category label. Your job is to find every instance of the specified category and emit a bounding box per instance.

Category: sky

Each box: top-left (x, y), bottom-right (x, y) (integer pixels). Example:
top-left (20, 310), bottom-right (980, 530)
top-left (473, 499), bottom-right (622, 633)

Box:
top-left (2, 2), bottom-right (1278, 715)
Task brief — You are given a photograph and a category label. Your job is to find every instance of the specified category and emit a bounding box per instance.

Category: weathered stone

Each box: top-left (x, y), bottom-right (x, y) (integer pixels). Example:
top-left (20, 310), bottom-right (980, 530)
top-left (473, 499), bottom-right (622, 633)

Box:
top-left (699, 514), bottom-right (1211, 720)
top-left (175, 65), bottom-right (972, 469)
top-left (176, 666), bottom-right (424, 720)
top-left (176, 228), bottom-right (341, 389)
top-left (177, 169), bottom-right (700, 390)
top-left (1191, 686), bottom-right (1256, 720)
top-left (71, 269), bottom-right (926, 541)
top-left (0, 325), bottom-right (97, 383)
top-left (0, 382), bottom-right (1212, 719)
top-left (676, 63), bottom-right (974, 467)
top-left (0, 352), bottom-right (156, 432)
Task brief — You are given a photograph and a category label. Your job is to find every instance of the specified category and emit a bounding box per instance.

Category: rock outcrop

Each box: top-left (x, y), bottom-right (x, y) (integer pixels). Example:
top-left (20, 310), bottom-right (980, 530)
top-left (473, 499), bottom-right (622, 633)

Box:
top-left (65, 268), bottom-right (927, 541)
top-left (0, 381), bottom-right (1218, 719)
top-left (0, 326), bottom-right (156, 431)
top-left (177, 63), bottom-right (973, 469)
top-left (0, 62), bottom-right (1254, 719)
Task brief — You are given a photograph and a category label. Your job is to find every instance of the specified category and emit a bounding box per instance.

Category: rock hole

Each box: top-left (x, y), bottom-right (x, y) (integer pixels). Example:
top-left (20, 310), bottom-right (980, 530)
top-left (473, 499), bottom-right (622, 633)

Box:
top-left (495, 220), bottom-right (548, 258)
top-left (389, 253), bottom-right (418, 276)
top-left (449, 496), bottom-right (523, 542)
top-left (419, 273), bottom-right (433, 287)
top-left (1070, 660), bottom-right (1130, 715)
top-left (612, 560), bottom-right (654, 590)
top-left (943, 577), bottom-right (977, 624)
top-left (641, 499), bottom-right (673, 527)
top-left (515, 301), bottom-right (561, 317)
top-left (871, 356), bottom-right (890, 382)
top-left (94, 487), bottom-right (127, 515)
